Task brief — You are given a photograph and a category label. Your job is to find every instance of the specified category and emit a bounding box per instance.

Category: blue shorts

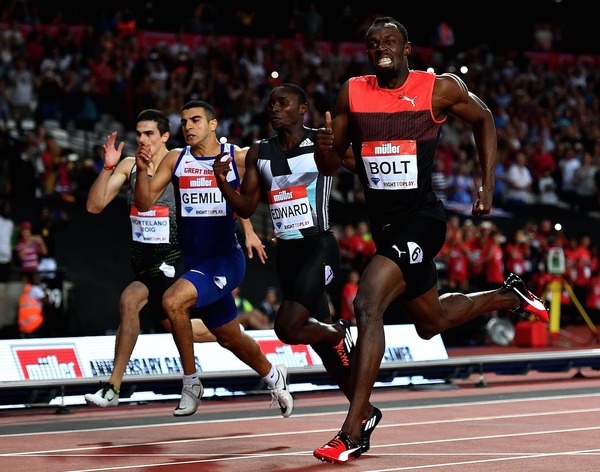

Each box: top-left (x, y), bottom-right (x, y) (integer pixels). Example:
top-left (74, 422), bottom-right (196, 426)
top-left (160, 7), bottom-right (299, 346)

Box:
top-left (181, 245), bottom-right (245, 329)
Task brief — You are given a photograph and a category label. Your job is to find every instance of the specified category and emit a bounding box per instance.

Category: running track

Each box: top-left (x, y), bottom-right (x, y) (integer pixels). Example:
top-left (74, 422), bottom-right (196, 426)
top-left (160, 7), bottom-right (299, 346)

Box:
top-left (2, 367), bottom-right (600, 471)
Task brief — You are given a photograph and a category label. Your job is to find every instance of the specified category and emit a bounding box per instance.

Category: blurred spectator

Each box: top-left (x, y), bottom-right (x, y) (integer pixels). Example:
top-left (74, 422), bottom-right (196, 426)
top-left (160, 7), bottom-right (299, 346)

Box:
top-left (6, 54), bottom-right (35, 133)
top-left (528, 139), bottom-right (556, 181)
top-left (338, 269), bottom-right (359, 326)
top-left (180, 3), bottom-right (218, 35)
top-left (14, 221), bottom-right (47, 275)
top-left (557, 143), bottom-right (582, 209)
top-left (40, 132), bottom-right (62, 196)
top-left (504, 229), bottom-right (531, 281)
top-left (115, 8), bottom-right (137, 40)
top-left (32, 205), bottom-right (69, 278)
top-left (338, 223), bottom-right (365, 270)
top-left (255, 286), bottom-right (280, 329)
top-left (447, 160), bottom-right (476, 205)
top-left (17, 270), bottom-right (49, 338)
top-left (355, 220), bottom-right (376, 268)
top-left (585, 268), bottom-right (600, 324)
top-left (572, 151), bottom-right (598, 213)
top-left (493, 150), bottom-right (509, 207)
top-left (233, 286), bottom-right (253, 317)
top-left (296, 2), bottom-right (324, 41)
top-left (0, 76), bottom-right (12, 128)
top-left (233, 285), bottom-right (272, 330)
top-left (0, 199), bottom-right (15, 282)
top-left (431, 157), bottom-right (449, 204)
top-left (75, 155), bottom-right (100, 200)
top-left (570, 234), bottom-right (593, 310)
top-left (480, 226), bottom-right (506, 291)
top-left (505, 151), bottom-right (534, 205)
top-left (442, 228), bottom-right (470, 292)
top-left (34, 69), bottom-right (65, 125)
top-left (536, 167), bottom-right (562, 206)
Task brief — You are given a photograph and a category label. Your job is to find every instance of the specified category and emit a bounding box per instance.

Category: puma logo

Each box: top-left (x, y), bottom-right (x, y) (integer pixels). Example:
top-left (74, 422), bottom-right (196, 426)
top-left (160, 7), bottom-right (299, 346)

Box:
top-left (392, 245), bottom-right (406, 258)
top-left (400, 95), bottom-right (417, 107)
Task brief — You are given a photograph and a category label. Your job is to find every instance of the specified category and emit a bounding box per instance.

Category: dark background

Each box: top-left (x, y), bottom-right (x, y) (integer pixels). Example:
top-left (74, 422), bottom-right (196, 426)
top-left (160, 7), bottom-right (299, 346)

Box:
top-left (7, 0), bottom-right (599, 54)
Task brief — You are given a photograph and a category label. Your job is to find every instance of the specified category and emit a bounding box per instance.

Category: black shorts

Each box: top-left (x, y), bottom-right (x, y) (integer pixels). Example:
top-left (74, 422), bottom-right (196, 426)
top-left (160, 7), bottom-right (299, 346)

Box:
top-left (276, 231), bottom-right (340, 321)
top-left (136, 257), bottom-right (184, 321)
top-left (372, 216), bottom-right (446, 301)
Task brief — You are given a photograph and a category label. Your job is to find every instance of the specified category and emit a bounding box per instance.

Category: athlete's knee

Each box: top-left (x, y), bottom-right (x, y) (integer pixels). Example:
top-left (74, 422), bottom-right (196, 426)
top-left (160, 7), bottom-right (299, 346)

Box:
top-left (118, 300), bottom-right (138, 320)
top-left (274, 323), bottom-right (300, 345)
top-left (353, 294), bottom-right (385, 325)
top-left (161, 294), bottom-right (180, 317)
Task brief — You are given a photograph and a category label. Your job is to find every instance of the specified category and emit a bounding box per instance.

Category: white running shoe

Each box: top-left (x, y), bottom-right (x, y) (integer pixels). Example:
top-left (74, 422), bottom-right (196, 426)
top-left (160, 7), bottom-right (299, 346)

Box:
top-left (173, 383), bottom-right (203, 417)
top-left (269, 364), bottom-right (293, 418)
top-left (85, 382), bottom-right (119, 408)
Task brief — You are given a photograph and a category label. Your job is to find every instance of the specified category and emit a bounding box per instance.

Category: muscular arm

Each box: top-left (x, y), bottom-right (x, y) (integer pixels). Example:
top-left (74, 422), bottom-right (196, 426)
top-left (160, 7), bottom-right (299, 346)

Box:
top-left (315, 81), bottom-right (353, 175)
top-left (213, 144), bottom-right (266, 263)
top-left (86, 158), bottom-right (132, 213)
top-left (134, 147), bottom-right (178, 211)
top-left (86, 132), bottom-right (129, 214)
top-left (213, 143), bottom-right (262, 218)
top-left (434, 73), bottom-right (497, 216)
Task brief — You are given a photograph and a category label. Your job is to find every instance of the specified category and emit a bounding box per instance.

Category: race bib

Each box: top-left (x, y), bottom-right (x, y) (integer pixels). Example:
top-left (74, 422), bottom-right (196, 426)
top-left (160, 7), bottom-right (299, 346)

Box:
top-left (362, 140), bottom-right (418, 190)
top-left (130, 205), bottom-right (170, 243)
top-left (267, 185), bottom-right (314, 236)
top-left (179, 174), bottom-right (226, 217)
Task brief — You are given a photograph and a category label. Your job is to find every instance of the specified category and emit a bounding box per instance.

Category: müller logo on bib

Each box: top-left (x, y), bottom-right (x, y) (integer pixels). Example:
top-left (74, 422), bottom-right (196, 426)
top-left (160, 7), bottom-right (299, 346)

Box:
top-left (12, 345), bottom-right (83, 380)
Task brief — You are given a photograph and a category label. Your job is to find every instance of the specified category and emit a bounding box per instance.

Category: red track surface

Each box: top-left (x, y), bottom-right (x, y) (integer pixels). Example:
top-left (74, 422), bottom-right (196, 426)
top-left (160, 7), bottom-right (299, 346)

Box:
top-left (2, 362), bottom-right (600, 472)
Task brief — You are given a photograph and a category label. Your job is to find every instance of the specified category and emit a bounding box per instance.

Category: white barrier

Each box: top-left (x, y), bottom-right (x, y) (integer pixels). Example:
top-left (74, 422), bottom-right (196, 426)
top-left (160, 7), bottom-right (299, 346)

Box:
top-left (0, 325), bottom-right (448, 401)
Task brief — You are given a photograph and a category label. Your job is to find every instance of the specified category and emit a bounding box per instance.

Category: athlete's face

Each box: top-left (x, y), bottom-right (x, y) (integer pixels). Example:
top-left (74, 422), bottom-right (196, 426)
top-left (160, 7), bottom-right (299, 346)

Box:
top-left (180, 107), bottom-right (216, 147)
top-left (135, 120), bottom-right (168, 158)
top-left (266, 88), bottom-right (306, 131)
top-left (365, 23), bottom-right (410, 75)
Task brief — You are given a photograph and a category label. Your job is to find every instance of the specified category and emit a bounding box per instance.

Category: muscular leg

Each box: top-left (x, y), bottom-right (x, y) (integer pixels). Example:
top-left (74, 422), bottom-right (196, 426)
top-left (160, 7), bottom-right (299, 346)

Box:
top-left (211, 318), bottom-right (272, 377)
top-left (161, 317), bottom-right (217, 343)
top-left (403, 283), bottom-right (521, 340)
top-left (274, 299), bottom-right (377, 417)
top-left (340, 256), bottom-right (405, 444)
top-left (275, 300), bottom-right (353, 394)
top-left (110, 281), bottom-right (148, 390)
top-left (275, 300), bottom-right (341, 346)
top-left (162, 278), bottom-right (198, 376)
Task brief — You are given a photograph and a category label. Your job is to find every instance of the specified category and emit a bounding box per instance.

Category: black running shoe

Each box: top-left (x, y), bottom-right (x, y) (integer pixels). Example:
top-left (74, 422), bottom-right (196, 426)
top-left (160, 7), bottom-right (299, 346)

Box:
top-left (333, 319), bottom-right (354, 374)
top-left (503, 273), bottom-right (549, 322)
top-left (360, 406), bottom-right (382, 453)
top-left (313, 431), bottom-right (362, 464)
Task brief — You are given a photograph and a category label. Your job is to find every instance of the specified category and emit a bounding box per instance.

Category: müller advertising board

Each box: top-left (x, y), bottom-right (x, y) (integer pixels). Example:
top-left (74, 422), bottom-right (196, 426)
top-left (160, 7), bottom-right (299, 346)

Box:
top-left (1, 325), bottom-right (447, 401)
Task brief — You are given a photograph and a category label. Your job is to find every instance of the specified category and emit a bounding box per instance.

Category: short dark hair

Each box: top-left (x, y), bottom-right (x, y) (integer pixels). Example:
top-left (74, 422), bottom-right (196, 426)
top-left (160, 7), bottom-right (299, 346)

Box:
top-left (182, 100), bottom-right (217, 121)
top-left (275, 83), bottom-right (308, 105)
top-left (136, 109), bottom-right (170, 135)
top-left (366, 17), bottom-right (409, 43)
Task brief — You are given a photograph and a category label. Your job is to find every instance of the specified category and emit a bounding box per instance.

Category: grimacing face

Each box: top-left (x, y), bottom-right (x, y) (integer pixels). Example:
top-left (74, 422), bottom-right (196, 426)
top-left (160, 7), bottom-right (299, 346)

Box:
top-left (365, 23), bottom-right (407, 73)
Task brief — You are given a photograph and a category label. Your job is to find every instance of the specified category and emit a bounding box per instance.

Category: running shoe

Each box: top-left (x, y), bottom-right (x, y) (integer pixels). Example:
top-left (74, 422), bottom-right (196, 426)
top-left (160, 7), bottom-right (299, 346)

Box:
top-left (84, 381), bottom-right (119, 408)
top-left (333, 319), bottom-right (354, 374)
top-left (173, 382), bottom-right (203, 417)
top-left (269, 364), bottom-right (294, 418)
top-left (503, 272), bottom-right (550, 323)
top-left (360, 406), bottom-right (382, 453)
top-left (313, 431), bottom-right (362, 464)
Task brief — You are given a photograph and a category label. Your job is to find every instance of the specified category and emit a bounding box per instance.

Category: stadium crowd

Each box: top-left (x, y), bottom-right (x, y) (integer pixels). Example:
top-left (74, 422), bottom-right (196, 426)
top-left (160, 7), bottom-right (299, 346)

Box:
top-left (1, 2), bottom-right (600, 339)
